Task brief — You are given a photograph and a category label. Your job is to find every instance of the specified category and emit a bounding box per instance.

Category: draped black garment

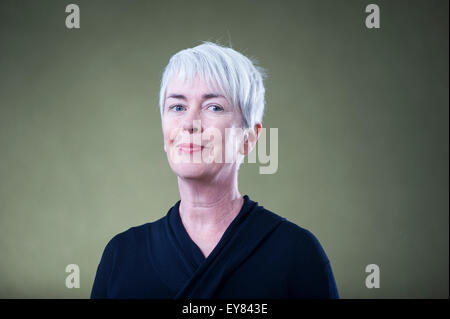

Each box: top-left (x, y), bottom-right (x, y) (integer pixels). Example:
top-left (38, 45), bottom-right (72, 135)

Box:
top-left (90, 195), bottom-right (339, 299)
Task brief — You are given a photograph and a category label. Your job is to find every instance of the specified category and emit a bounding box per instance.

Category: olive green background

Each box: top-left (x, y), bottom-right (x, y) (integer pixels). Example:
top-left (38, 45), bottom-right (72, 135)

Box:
top-left (0, 0), bottom-right (448, 298)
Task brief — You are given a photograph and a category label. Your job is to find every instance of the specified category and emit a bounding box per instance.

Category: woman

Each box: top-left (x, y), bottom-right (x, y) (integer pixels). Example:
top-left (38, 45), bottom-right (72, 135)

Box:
top-left (91, 42), bottom-right (339, 299)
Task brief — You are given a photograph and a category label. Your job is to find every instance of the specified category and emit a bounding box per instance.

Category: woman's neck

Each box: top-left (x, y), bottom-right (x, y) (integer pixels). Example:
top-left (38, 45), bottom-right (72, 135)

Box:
top-left (177, 173), bottom-right (243, 232)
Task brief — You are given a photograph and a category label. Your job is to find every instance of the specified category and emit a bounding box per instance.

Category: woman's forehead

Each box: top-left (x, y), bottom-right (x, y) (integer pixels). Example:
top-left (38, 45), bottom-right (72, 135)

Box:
top-left (167, 74), bottom-right (219, 92)
top-left (166, 75), bottom-right (230, 103)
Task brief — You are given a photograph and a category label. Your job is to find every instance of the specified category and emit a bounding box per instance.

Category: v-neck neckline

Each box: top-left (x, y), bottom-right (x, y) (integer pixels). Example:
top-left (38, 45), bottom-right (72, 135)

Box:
top-left (173, 195), bottom-right (255, 268)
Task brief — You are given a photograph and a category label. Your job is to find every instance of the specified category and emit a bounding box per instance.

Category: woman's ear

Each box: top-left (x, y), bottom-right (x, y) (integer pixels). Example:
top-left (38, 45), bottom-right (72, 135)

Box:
top-left (239, 123), bottom-right (262, 155)
top-left (254, 123), bottom-right (262, 139)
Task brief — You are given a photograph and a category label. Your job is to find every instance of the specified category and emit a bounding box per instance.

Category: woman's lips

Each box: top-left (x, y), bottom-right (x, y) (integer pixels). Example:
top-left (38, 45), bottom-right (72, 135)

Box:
top-left (177, 143), bottom-right (204, 153)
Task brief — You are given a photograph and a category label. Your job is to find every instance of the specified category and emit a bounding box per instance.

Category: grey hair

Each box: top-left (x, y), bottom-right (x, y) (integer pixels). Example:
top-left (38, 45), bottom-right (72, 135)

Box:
top-left (158, 41), bottom-right (267, 130)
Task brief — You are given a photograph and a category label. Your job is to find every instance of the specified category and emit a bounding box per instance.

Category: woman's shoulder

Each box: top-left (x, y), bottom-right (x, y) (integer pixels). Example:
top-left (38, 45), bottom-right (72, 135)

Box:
top-left (277, 218), bottom-right (323, 245)
top-left (258, 205), bottom-right (331, 265)
top-left (105, 216), bottom-right (167, 250)
top-left (256, 204), bottom-right (322, 243)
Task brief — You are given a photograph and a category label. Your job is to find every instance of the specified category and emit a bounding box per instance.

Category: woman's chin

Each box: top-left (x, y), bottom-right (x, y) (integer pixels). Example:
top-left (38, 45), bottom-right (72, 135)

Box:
top-left (169, 162), bottom-right (215, 180)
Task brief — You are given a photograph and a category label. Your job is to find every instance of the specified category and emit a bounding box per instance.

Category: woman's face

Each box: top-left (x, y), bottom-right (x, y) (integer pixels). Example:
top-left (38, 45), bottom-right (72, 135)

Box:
top-left (162, 75), bottom-right (246, 181)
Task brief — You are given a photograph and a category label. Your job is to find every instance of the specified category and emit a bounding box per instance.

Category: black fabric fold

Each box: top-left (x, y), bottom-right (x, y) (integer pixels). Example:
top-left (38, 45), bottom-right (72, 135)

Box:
top-left (170, 195), bottom-right (284, 298)
top-left (91, 195), bottom-right (339, 299)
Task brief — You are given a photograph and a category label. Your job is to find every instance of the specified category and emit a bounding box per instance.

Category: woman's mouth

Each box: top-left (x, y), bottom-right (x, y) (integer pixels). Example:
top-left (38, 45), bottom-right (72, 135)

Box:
top-left (177, 143), bottom-right (204, 153)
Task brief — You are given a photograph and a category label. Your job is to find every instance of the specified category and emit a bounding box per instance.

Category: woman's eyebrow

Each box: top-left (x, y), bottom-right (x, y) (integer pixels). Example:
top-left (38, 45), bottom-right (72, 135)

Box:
top-left (166, 93), bottom-right (226, 100)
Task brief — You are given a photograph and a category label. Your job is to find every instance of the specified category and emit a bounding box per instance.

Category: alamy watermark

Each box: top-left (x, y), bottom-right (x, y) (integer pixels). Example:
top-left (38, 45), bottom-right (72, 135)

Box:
top-left (65, 264), bottom-right (80, 288)
top-left (365, 4), bottom-right (380, 29)
top-left (365, 264), bottom-right (380, 289)
top-left (166, 120), bottom-right (278, 174)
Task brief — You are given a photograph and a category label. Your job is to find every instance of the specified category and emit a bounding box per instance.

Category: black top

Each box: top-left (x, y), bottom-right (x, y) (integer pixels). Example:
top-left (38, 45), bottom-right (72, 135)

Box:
top-left (91, 195), bottom-right (339, 299)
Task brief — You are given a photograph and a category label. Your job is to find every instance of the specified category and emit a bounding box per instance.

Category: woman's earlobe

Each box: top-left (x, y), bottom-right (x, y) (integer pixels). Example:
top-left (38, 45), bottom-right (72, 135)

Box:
top-left (238, 131), bottom-right (249, 155)
top-left (255, 123), bottom-right (262, 138)
top-left (248, 125), bottom-right (260, 143)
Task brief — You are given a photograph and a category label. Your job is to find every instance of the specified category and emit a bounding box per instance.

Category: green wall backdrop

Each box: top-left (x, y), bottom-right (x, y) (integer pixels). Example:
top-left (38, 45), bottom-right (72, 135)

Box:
top-left (0, 0), bottom-right (448, 298)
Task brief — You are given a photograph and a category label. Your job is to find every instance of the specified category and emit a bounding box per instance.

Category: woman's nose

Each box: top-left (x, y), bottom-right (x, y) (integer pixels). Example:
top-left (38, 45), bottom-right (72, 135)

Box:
top-left (182, 109), bottom-right (203, 134)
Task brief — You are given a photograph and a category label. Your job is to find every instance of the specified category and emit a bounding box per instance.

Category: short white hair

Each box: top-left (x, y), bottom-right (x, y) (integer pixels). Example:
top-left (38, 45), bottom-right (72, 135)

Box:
top-left (158, 41), bottom-right (267, 130)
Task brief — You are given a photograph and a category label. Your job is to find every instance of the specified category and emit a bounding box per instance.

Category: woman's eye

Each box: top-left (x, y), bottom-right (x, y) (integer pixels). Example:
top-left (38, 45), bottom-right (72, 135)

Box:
top-left (170, 105), bottom-right (185, 112)
top-left (208, 105), bottom-right (224, 112)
